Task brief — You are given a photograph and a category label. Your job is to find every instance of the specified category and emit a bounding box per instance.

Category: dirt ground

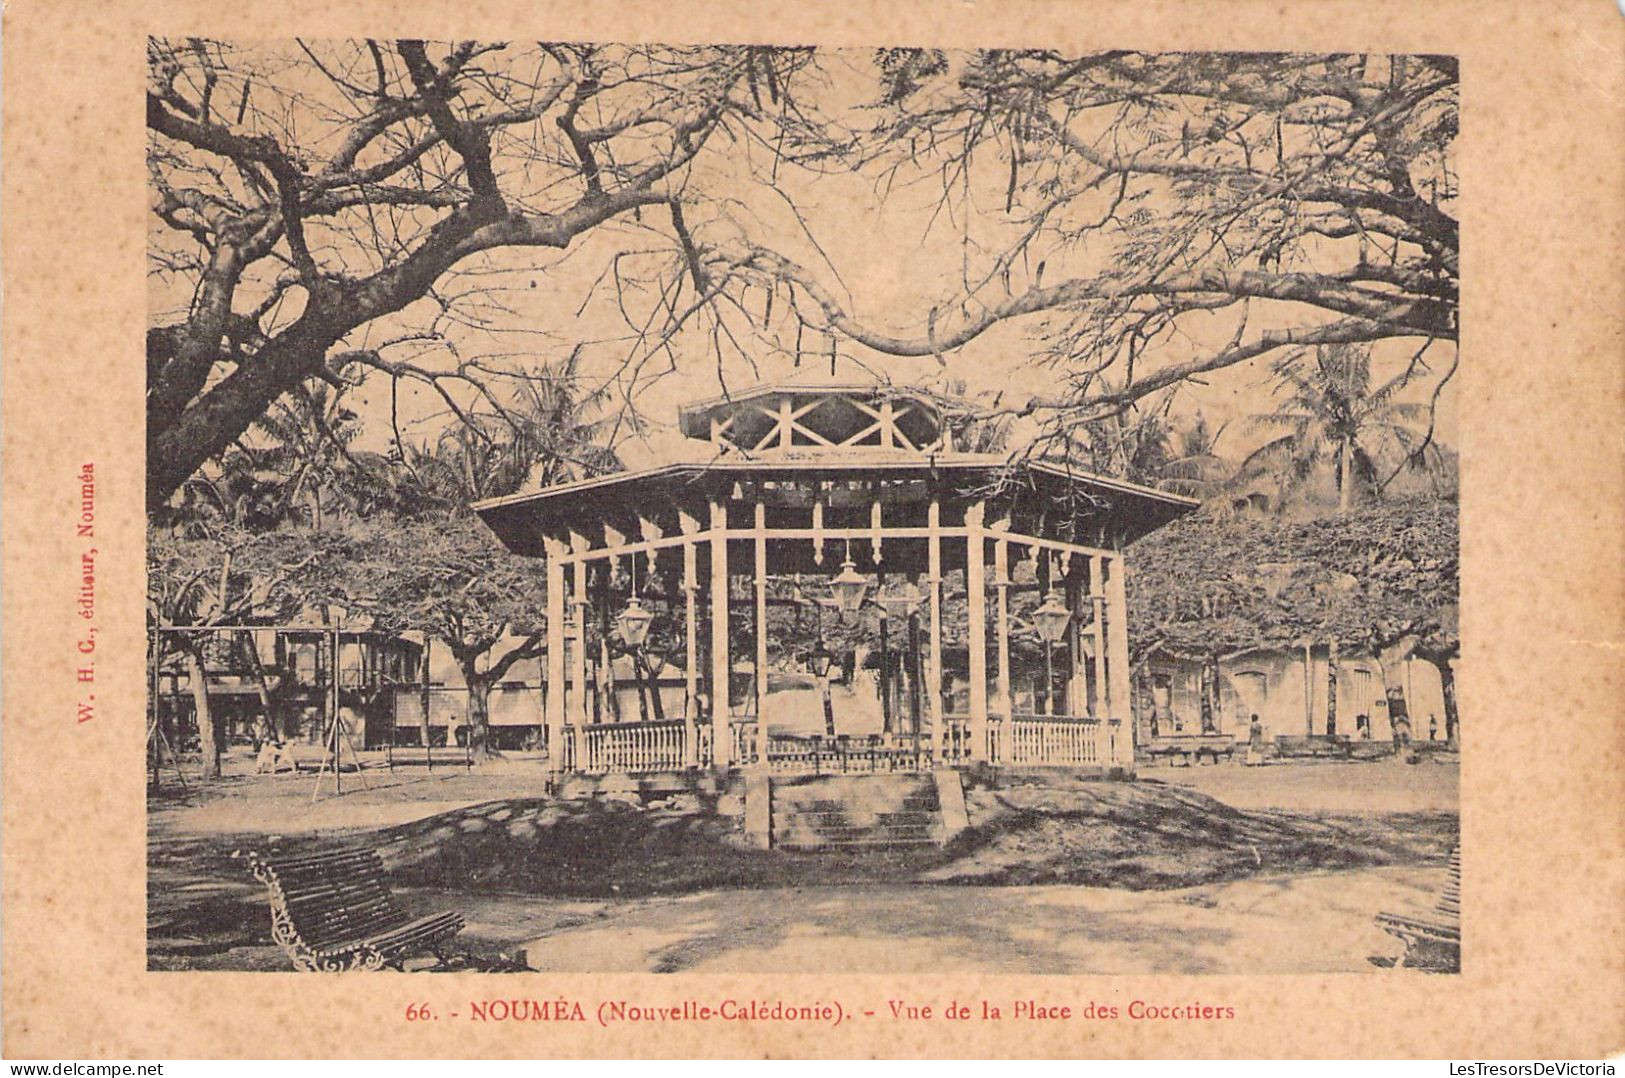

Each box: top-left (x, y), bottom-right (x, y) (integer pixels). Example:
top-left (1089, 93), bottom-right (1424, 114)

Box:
top-left (147, 749), bottom-right (1457, 974)
top-left (1140, 751), bottom-right (1460, 813)
top-left (511, 870), bottom-right (1447, 974)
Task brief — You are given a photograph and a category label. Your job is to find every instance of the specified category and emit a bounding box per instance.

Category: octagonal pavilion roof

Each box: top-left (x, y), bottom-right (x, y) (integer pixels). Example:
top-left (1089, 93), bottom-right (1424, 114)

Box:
top-left (474, 382), bottom-right (1197, 558)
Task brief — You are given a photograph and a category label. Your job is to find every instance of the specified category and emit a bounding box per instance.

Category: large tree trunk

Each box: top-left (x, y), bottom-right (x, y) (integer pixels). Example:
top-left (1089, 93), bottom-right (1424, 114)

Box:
top-left (1378, 637), bottom-right (1416, 740)
top-left (185, 648), bottom-right (221, 780)
top-left (633, 650), bottom-right (652, 722)
top-left (237, 630), bottom-right (280, 742)
top-left (148, 314), bottom-right (341, 510)
top-left (1199, 653), bottom-right (1221, 734)
top-left (420, 638), bottom-right (434, 765)
top-left (1302, 642), bottom-right (1315, 735)
top-left (465, 675), bottom-right (496, 758)
top-left (1338, 437), bottom-right (1353, 513)
top-left (1440, 661), bottom-right (1458, 747)
top-left (637, 650), bottom-right (667, 722)
top-left (1424, 652), bottom-right (1459, 747)
top-left (1377, 642), bottom-right (1409, 748)
top-left (1325, 639), bottom-right (1340, 738)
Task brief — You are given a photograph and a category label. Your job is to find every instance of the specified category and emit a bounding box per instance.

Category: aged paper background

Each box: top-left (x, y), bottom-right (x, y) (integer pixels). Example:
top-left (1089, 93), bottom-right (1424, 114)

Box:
top-left (3, 0), bottom-right (1622, 1059)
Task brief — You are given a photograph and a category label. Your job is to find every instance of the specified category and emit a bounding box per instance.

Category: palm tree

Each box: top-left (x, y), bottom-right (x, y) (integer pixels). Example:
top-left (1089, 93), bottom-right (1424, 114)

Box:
top-left (1237, 343), bottom-right (1443, 514)
top-left (403, 351), bottom-right (622, 511)
top-left (162, 381), bottom-right (405, 537)
top-left (1149, 412), bottom-right (1234, 501)
top-left (215, 384), bottom-right (388, 529)
top-left (1070, 407), bottom-right (1234, 502)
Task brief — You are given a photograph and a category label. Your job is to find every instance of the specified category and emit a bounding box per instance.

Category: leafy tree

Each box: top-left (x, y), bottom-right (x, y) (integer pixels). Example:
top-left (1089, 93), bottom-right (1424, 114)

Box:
top-left (732, 50), bottom-right (1458, 441)
top-left (160, 367), bottom-right (406, 534)
top-left (146, 39), bottom-right (817, 509)
top-left (1156, 413), bottom-right (1235, 502)
top-left (148, 44), bottom-right (1459, 514)
top-left (1127, 495), bottom-right (1459, 735)
top-left (342, 516), bottom-right (550, 758)
top-left (1067, 407), bottom-right (1233, 500)
top-left (147, 524), bottom-right (348, 776)
top-left (400, 348), bottom-right (622, 513)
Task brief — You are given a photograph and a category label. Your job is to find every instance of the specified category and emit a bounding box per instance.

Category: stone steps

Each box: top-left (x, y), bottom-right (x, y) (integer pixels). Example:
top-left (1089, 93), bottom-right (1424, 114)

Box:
top-left (787, 796), bottom-right (940, 813)
top-left (783, 809), bottom-right (935, 826)
top-left (768, 774), bottom-right (945, 851)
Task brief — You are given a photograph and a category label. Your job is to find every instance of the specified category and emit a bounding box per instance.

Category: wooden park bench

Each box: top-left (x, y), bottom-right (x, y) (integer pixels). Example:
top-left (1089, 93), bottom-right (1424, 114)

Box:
top-left (1375, 846), bottom-right (1461, 971)
top-left (242, 847), bottom-right (465, 972)
top-left (1141, 734), bottom-right (1237, 766)
top-left (1274, 733), bottom-right (1354, 760)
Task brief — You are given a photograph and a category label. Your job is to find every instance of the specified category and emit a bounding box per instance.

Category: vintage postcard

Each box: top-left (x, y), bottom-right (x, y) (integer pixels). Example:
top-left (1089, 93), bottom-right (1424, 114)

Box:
top-left (3, 0), bottom-right (1622, 1061)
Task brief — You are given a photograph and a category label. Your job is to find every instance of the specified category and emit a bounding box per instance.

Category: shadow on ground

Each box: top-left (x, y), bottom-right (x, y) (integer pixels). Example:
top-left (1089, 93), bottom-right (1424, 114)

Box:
top-left (148, 778), bottom-right (1455, 971)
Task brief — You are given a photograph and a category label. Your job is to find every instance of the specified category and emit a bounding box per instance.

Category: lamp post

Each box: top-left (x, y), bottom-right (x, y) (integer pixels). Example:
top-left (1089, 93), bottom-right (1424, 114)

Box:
top-left (808, 637), bottom-right (836, 738)
top-left (617, 580), bottom-right (658, 722)
top-left (1032, 588), bottom-right (1072, 716)
top-left (877, 581), bottom-right (924, 743)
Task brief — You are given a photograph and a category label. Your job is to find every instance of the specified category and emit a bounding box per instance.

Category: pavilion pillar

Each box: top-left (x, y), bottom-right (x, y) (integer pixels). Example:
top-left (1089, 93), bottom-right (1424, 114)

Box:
top-left (682, 538), bottom-right (699, 766)
top-left (709, 498), bottom-right (732, 767)
top-left (965, 502), bottom-right (989, 761)
top-left (543, 538), bottom-right (568, 775)
top-left (571, 553), bottom-right (590, 766)
top-left (993, 536), bottom-right (1013, 728)
top-left (1091, 556), bottom-right (1108, 720)
top-left (754, 500), bottom-right (769, 731)
top-left (1105, 554), bottom-right (1133, 766)
top-left (1065, 556), bottom-right (1084, 717)
top-left (927, 497), bottom-right (946, 764)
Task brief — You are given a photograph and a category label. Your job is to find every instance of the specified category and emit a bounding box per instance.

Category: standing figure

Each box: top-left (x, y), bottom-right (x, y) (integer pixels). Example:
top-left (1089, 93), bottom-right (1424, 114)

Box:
top-left (1246, 713), bottom-right (1266, 767)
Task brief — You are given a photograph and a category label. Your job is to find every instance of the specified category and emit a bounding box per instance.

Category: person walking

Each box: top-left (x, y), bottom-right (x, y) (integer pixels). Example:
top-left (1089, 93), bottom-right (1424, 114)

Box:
top-left (1246, 713), bottom-right (1266, 767)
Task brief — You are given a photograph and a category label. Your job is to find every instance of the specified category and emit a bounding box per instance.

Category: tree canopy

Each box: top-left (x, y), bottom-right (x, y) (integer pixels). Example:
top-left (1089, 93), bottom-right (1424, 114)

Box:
top-left (1126, 495), bottom-right (1458, 659)
top-left (146, 39), bottom-right (818, 508)
top-left (148, 43), bottom-right (1458, 511)
top-left (740, 50), bottom-right (1458, 431)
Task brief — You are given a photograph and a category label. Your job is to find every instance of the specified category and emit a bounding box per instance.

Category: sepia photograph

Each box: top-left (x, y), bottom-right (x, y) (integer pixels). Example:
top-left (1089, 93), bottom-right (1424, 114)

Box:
top-left (140, 39), bottom-right (1465, 978)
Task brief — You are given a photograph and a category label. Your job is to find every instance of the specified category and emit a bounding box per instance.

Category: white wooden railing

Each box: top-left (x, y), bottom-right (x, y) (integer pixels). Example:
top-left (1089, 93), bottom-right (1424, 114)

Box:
top-left (554, 714), bottom-right (1123, 774)
top-left (941, 715), bottom-right (974, 765)
top-left (997, 713), bottom-right (1103, 766)
top-left (582, 719), bottom-right (687, 773)
top-left (730, 720), bottom-right (760, 767)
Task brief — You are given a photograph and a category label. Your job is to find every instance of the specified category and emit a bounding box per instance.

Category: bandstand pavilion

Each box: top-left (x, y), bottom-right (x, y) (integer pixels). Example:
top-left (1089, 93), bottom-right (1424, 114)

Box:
top-left (474, 383), bottom-right (1195, 778)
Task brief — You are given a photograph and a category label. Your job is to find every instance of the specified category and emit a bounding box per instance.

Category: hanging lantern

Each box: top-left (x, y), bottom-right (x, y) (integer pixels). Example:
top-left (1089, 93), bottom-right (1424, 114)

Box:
top-left (878, 579), bottom-right (924, 615)
top-left (1032, 588), bottom-right (1072, 643)
top-left (808, 640), bottom-right (835, 679)
top-left (829, 557), bottom-right (871, 614)
top-left (617, 595), bottom-right (655, 648)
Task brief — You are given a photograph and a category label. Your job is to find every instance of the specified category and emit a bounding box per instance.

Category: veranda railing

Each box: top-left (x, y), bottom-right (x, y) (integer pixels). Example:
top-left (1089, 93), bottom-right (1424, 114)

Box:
top-left (550, 713), bottom-right (1122, 774)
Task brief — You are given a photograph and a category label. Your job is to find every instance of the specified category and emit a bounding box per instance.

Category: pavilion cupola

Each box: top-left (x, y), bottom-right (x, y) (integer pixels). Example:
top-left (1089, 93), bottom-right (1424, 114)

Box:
top-left (678, 384), bottom-right (954, 456)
